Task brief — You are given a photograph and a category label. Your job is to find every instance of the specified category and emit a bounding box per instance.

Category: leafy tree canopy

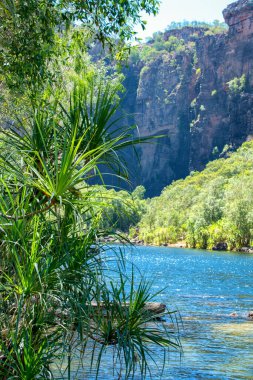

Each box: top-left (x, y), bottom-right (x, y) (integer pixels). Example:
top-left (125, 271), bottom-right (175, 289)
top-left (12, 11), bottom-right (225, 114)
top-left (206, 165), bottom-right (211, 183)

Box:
top-left (132, 141), bottom-right (253, 251)
top-left (165, 19), bottom-right (228, 32)
top-left (0, 0), bottom-right (160, 88)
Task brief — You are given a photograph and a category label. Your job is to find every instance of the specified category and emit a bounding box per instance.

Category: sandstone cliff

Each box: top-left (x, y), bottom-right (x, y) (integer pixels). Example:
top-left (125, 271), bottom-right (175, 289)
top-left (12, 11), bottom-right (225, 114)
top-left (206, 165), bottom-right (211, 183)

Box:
top-left (122, 0), bottom-right (253, 196)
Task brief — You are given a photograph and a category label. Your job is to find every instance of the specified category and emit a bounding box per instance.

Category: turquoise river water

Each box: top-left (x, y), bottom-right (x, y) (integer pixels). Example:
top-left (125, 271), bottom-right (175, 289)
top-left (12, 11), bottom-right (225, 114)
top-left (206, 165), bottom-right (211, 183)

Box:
top-left (57, 245), bottom-right (253, 379)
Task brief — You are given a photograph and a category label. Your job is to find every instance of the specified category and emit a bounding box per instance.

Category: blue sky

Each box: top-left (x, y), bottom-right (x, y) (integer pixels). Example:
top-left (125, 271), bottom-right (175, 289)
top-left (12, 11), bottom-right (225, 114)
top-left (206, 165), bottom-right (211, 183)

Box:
top-left (135, 0), bottom-right (233, 40)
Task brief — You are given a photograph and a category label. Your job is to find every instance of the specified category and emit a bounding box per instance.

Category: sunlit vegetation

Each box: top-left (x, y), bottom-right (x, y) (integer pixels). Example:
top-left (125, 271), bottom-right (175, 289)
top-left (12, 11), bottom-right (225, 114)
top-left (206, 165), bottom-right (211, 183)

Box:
top-left (129, 19), bottom-right (227, 66)
top-left (165, 20), bottom-right (228, 34)
top-left (130, 33), bottom-right (196, 65)
top-left (0, 1), bottom-right (181, 378)
top-left (133, 141), bottom-right (253, 250)
top-left (92, 186), bottom-right (147, 233)
top-left (227, 74), bottom-right (247, 96)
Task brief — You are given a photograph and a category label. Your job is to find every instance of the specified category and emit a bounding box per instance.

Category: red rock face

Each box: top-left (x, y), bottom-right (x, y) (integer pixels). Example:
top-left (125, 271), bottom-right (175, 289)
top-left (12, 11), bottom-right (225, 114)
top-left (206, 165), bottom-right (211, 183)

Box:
top-left (190, 0), bottom-right (253, 171)
top-left (223, 0), bottom-right (253, 37)
top-left (121, 0), bottom-right (253, 196)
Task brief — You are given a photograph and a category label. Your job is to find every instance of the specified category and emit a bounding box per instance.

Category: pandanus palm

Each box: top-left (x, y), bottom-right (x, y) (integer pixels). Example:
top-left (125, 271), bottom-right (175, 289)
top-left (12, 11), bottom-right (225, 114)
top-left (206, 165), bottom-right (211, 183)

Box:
top-left (0, 80), bottom-right (180, 379)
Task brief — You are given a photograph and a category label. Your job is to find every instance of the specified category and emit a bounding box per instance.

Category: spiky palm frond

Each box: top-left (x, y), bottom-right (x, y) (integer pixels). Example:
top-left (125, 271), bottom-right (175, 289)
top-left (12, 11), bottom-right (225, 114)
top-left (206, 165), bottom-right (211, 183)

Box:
top-left (0, 79), bottom-right (180, 380)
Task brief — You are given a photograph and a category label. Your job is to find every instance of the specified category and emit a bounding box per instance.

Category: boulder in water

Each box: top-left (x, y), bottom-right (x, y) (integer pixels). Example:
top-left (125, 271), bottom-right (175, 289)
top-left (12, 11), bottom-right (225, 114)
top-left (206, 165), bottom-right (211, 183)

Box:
top-left (247, 311), bottom-right (253, 320)
top-left (212, 242), bottom-right (228, 251)
top-left (239, 247), bottom-right (253, 253)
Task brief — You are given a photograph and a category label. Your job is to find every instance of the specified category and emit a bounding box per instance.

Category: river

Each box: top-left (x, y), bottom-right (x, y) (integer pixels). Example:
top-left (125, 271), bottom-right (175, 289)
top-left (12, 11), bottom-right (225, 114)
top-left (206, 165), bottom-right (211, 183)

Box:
top-left (58, 245), bottom-right (253, 379)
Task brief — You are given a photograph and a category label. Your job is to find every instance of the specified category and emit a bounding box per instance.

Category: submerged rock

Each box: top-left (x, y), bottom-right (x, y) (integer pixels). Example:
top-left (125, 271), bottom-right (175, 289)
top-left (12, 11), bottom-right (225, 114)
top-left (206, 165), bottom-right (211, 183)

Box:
top-left (239, 247), bottom-right (253, 253)
top-left (248, 311), bottom-right (253, 320)
top-left (229, 312), bottom-right (239, 317)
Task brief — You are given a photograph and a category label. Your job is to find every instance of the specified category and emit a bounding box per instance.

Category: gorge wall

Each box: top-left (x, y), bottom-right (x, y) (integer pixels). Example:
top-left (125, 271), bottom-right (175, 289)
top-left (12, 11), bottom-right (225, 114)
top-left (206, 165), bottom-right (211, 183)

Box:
top-left (121, 0), bottom-right (253, 197)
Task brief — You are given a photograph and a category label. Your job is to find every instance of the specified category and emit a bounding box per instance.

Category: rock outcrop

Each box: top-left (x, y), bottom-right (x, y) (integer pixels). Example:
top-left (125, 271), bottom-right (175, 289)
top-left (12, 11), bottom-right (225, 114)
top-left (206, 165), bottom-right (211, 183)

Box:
top-left (212, 242), bottom-right (228, 251)
top-left (122, 0), bottom-right (253, 196)
top-left (223, 0), bottom-right (253, 36)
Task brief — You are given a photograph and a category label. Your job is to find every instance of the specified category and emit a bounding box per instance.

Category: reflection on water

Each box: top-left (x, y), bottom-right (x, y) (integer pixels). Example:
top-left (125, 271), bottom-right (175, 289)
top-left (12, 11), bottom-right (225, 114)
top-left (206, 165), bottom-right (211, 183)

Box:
top-left (56, 246), bottom-right (253, 379)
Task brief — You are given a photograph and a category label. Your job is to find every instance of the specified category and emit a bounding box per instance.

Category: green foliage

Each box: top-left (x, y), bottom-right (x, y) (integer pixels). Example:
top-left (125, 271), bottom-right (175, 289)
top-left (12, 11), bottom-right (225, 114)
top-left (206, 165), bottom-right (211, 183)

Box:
top-left (165, 19), bottom-right (228, 34)
top-left (164, 36), bottom-right (188, 53)
top-left (129, 19), bottom-right (227, 69)
top-left (0, 0), bottom-right (59, 88)
top-left (0, 27), bottom-right (124, 128)
top-left (212, 146), bottom-right (219, 156)
top-left (190, 98), bottom-right (197, 108)
top-left (129, 22), bottom-right (202, 67)
top-left (0, 76), bottom-right (179, 379)
top-left (90, 187), bottom-right (147, 232)
top-left (0, 0), bottom-right (182, 377)
top-left (136, 35), bottom-right (193, 64)
top-left (132, 185), bottom-right (146, 200)
top-left (0, 0), bottom-right (160, 90)
top-left (227, 74), bottom-right (246, 96)
top-left (137, 141), bottom-right (253, 250)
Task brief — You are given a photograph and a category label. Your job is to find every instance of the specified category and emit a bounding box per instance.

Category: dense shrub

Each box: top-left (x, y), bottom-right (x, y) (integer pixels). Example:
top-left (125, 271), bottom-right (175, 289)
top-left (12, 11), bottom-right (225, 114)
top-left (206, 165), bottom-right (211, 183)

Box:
top-left (136, 141), bottom-right (253, 250)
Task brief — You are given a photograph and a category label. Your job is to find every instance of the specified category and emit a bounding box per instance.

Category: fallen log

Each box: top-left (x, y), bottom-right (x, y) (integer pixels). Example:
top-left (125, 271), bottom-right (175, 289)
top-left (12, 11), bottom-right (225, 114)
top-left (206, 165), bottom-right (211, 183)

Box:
top-left (89, 301), bottom-right (166, 318)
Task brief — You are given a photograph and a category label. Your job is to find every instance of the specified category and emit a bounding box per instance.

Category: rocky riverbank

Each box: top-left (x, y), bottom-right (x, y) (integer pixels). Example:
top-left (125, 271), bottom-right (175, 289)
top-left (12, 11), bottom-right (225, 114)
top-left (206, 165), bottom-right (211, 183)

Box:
top-left (100, 235), bottom-right (253, 253)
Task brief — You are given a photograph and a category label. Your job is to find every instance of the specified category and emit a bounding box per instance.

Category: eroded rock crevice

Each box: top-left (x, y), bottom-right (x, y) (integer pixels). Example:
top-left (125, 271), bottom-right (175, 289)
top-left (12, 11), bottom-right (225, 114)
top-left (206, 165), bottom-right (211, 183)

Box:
top-left (122, 0), bottom-right (253, 196)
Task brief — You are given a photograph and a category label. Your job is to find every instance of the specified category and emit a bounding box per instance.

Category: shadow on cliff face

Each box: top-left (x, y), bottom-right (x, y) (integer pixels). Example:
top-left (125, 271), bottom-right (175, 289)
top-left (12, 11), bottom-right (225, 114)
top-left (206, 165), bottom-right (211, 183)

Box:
top-left (116, 0), bottom-right (253, 197)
